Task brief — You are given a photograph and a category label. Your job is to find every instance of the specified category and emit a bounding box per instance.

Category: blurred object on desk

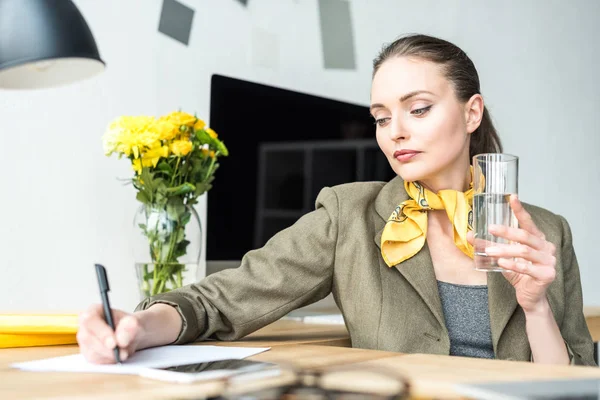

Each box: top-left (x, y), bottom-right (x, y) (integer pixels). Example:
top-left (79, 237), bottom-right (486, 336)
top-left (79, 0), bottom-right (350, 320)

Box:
top-left (455, 378), bottom-right (600, 400)
top-left (0, 314), bottom-right (78, 348)
top-left (285, 313), bottom-right (345, 325)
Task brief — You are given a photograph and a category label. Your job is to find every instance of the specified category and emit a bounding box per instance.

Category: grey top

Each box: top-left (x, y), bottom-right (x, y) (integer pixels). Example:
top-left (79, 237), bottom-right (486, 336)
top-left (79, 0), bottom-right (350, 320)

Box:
top-left (437, 281), bottom-right (495, 359)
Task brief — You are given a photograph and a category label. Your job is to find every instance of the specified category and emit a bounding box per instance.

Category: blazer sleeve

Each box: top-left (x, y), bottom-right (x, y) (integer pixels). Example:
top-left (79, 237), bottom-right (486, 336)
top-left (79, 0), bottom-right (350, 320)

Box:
top-left (558, 215), bottom-right (596, 366)
top-left (134, 187), bottom-right (339, 345)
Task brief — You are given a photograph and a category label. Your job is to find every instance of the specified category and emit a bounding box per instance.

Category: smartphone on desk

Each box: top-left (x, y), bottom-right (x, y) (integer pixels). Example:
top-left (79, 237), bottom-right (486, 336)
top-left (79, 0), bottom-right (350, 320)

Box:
top-left (138, 358), bottom-right (280, 384)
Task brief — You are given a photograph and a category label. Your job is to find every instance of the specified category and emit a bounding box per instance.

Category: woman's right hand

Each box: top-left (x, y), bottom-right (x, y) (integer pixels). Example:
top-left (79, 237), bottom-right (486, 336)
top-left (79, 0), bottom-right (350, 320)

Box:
top-left (77, 304), bottom-right (144, 364)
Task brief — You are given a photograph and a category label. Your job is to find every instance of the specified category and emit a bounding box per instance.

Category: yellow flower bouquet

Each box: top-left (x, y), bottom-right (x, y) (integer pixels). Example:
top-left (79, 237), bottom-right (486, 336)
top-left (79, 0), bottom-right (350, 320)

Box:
top-left (102, 111), bottom-right (228, 298)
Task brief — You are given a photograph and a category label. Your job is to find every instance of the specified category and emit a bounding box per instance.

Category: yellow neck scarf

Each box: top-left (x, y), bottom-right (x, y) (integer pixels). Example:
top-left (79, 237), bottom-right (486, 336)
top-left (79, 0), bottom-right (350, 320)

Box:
top-left (381, 172), bottom-right (474, 267)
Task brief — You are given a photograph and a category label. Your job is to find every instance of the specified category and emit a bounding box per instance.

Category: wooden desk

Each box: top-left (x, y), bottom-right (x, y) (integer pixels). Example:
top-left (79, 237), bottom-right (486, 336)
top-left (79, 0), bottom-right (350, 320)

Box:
top-left (224, 319), bottom-right (350, 347)
top-left (3, 319), bottom-right (600, 399)
top-left (584, 306), bottom-right (600, 342)
top-left (0, 322), bottom-right (380, 400)
top-left (353, 353), bottom-right (600, 399)
top-left (289, 306), bottom-right (600, 343)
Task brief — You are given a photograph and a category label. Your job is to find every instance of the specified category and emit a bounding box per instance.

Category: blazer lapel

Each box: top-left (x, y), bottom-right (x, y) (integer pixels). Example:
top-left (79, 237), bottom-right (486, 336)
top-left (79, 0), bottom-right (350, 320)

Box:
top-left (373, 177), bottom-right (446, 330)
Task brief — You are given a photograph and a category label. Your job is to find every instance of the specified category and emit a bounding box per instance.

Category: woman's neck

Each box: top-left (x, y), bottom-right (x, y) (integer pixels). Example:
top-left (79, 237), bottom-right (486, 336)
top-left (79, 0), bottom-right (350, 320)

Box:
top-left (418, 164), bottom-right (471, 193)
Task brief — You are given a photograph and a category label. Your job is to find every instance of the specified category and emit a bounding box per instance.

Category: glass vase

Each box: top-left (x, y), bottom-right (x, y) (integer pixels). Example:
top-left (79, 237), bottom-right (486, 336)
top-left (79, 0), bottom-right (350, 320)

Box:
top-left (133, 203), bottom-right (202, 300)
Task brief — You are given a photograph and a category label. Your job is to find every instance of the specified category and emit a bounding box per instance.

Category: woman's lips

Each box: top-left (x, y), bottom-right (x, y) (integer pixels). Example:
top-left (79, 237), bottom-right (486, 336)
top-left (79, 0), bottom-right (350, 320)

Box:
top-left (394, 150), bottom-right (421, 162)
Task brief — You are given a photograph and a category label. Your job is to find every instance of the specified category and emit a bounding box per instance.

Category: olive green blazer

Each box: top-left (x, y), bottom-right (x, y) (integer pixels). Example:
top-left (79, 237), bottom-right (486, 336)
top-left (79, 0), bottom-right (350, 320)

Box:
top-left (136, 177), bottom-right (595, 365)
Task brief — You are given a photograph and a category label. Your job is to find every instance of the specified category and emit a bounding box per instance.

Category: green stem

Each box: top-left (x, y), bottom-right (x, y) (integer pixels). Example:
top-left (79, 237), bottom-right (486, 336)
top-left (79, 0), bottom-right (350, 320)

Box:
top-left (158, 227), bottom-right (181, 293)
top-left (165, 226), bottom-right (181, 263)
top-left (156, 273), bottom-right (167, 293)
top-left (145, 202), bottom-right (188, 296)
top-left (169, 275), bottom-right (178, 289)
top-left (204, 154), bottom-right (217, 181)
top-left (170, 157), bottom-right (181, 186)
top-left (178, 154), bottom-right (191, 188)
top-left (142, 264), bottom-right (150, 297)
top-left (151, 263), bottom-right (160, 295)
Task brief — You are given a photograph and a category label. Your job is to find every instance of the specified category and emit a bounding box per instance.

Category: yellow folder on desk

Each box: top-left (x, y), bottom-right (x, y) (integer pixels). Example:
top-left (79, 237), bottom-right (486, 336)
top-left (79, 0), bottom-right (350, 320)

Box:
top-left (0, 314), bottom-right (78, 348)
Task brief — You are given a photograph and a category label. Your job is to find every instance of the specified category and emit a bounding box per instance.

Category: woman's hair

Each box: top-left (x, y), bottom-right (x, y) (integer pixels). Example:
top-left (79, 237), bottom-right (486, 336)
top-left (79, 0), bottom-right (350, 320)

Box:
top-left (373, 33), bottom-right (503, 159)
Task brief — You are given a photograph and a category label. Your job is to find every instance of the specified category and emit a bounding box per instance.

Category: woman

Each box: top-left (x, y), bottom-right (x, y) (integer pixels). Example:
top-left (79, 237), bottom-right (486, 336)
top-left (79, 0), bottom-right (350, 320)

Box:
top-left (77, 34), bottom-right (595, 366)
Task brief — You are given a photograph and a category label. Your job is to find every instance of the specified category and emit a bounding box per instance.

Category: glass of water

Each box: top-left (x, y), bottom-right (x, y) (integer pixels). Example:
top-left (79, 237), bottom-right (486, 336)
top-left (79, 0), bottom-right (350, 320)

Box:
top-left (472, 153), bottom-right (519, 272)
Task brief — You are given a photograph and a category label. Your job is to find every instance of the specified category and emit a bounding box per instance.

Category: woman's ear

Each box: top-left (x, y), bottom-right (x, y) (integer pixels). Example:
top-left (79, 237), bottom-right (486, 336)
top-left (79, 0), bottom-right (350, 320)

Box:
top-left (465, 94), bottom-right (484, 134)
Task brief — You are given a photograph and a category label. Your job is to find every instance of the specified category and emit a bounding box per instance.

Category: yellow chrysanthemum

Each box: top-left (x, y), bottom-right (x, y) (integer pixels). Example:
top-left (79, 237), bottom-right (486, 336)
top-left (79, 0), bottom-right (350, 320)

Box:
top-left (132, 159), bottom-right (142, 174)
top-left (102, 129), bottom-right (119, 156)
top-left (103, 115), bottom-right (161, 157)
top-left (174, 129), bottom-right (192, 142)
top-left (132, 156), bottom-right (157, 174)
top-left (118, 132), bottom-right (160, 157)
top-left (170, 140), bottom-right (193, 157)
top-left (142, 143), bottom-right (169, 167)
top-left (155, 119), bottom-right (179, 141)
top-left (104, 111), bottom-right (219, 177)
top-left (206, 127), bottom-right (218, 139)
top-left (163, 111), bottom-right (196, 128)
top-left (193, 119), bottom-right (206, 131)
top-left (200, 148), bottom-right (216, 158)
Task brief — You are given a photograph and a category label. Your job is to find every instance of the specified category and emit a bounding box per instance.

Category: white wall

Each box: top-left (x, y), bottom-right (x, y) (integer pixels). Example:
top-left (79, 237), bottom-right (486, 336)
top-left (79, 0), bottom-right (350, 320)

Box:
top-left (0, 0), bottom-right (598, 313)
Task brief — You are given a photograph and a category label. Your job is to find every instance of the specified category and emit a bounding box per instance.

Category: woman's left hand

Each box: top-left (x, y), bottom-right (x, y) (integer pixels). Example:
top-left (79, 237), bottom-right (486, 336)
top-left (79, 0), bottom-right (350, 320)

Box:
top-left (467, 195), bottom-right (557, 314)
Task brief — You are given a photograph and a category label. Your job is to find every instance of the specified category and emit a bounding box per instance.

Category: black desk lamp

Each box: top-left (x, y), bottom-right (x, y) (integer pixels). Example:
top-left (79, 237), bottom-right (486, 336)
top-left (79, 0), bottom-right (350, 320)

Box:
top-left (0, 0), bottom-right (105, 89)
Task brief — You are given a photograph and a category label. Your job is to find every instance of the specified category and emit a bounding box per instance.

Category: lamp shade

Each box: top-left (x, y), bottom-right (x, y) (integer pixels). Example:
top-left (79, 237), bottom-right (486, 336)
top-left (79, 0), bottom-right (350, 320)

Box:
top-left (0, 0), bottom-right (105, 89)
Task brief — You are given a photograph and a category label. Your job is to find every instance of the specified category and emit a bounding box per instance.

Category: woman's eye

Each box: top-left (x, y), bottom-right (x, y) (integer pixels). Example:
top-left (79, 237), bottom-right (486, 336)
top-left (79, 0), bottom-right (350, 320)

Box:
top-left (411, 105), bottom-right (432, 116)
top-left (375, 117), bottom-right (390, 127)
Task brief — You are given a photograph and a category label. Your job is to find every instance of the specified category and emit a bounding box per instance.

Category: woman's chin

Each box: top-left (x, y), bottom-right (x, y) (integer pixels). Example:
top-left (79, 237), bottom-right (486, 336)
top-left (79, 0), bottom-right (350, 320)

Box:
top-left (392, 164), bottom-right (427, 183)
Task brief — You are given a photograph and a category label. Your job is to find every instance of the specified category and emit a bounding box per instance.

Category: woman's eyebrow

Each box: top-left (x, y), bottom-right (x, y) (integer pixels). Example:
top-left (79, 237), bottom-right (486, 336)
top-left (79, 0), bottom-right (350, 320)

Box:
top-left (370, 90), bottom-right (436, 112)
top-left (399, 90), bottom-right (435, 102)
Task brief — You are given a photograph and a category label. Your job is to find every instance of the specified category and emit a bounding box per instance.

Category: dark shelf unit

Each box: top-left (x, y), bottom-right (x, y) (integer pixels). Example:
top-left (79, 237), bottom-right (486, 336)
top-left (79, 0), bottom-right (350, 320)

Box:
top-left (254, 139), bottom-right (391, 247)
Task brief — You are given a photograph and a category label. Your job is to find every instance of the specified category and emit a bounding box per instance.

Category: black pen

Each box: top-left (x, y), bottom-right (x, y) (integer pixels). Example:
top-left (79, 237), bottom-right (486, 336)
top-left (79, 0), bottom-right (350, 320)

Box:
top-left (94, 264), bottom-right (121, 364)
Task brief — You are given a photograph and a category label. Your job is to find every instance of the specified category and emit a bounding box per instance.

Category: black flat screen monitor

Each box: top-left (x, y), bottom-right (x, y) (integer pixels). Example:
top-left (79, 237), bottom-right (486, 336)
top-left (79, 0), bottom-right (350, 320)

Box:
top-left (207, 74), bottom-right (395, 261)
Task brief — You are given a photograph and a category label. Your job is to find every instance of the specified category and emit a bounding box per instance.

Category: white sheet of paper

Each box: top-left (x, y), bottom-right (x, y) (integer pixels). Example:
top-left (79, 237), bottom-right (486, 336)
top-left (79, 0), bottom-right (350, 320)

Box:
top-left (10, 345), bottom-right (270, 375)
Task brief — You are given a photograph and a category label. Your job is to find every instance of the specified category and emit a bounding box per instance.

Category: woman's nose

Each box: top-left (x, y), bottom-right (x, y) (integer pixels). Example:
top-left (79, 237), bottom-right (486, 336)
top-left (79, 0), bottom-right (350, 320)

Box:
top-left (389, 116), bottom-right (408, 141)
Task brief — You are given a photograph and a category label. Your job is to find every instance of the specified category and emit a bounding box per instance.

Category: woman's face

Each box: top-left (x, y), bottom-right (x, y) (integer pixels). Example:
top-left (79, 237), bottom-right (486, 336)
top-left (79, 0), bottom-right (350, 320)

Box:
top-left (370, 56), bottom-right (482, 189)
